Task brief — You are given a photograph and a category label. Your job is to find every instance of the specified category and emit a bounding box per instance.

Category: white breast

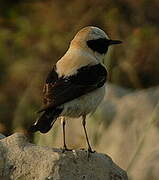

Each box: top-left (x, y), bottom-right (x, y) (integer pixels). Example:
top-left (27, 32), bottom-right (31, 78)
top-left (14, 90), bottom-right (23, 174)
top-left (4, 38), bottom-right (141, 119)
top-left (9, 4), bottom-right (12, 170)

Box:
top-left (60, 85), bottom-right (106, 118)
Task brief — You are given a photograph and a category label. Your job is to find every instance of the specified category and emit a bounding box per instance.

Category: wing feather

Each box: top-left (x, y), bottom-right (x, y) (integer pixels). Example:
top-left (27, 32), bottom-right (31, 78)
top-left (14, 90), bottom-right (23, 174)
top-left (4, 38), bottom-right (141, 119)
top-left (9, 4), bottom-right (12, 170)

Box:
top-left (39, 64), bottom-right (107, 112)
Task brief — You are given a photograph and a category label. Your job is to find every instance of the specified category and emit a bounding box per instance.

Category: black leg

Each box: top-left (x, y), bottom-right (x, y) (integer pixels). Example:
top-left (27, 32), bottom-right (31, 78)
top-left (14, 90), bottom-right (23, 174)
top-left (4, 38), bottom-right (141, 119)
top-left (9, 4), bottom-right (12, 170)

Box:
top-left (61, 117), bottom-right (71, 152)
top-left (82, 115), bottom-right (94, 153)
top-left (62, 117), bottom-right (67, 150)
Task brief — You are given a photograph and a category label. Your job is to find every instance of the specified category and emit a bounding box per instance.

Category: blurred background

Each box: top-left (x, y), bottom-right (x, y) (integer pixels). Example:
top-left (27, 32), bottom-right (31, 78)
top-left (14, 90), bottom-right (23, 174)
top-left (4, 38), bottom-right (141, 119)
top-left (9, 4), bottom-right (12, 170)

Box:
top-left (0, 0), bottom-right (159, 179)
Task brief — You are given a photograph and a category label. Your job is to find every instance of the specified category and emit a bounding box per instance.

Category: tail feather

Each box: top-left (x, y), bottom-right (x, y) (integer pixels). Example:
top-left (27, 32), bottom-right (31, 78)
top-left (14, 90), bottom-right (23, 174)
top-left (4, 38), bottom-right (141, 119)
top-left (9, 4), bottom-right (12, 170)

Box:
top-left (29, 108), bottom-right (62, 133)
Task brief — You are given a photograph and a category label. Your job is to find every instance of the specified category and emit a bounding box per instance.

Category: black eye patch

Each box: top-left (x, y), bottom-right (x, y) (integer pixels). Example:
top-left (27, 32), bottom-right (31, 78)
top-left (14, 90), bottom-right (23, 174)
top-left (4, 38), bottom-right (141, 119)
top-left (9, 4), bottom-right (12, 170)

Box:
top-left (86, 38), bottom-right (109, 54)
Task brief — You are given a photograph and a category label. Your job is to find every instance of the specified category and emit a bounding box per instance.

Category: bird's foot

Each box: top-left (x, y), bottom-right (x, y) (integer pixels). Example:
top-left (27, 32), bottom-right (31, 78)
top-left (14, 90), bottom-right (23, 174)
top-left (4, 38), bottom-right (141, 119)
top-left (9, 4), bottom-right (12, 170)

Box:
top-left (86, 147), bottom-right (95, 160)
top-left (88, 146), bottom-right (95, 153)
top-left (61, 146), bottom-right (72, 153)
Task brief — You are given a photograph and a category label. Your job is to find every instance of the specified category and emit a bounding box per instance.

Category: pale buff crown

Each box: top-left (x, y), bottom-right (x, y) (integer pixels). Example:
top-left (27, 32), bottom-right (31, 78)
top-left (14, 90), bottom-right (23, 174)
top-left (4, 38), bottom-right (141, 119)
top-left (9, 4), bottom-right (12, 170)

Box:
top-left (70, 26), bottom-right (109, 50)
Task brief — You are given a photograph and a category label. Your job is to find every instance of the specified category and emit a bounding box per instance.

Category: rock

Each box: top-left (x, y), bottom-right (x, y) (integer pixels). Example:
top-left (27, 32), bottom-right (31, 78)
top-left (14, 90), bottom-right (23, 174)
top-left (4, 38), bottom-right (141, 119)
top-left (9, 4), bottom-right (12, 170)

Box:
top-left (0, 133), bottom-right (128, 180)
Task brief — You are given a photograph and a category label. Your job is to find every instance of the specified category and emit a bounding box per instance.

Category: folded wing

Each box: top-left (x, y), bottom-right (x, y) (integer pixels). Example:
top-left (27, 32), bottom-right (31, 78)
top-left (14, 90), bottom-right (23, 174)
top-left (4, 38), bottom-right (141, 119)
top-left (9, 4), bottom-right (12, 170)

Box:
top-left (39, 63), bottom-right (107, 112)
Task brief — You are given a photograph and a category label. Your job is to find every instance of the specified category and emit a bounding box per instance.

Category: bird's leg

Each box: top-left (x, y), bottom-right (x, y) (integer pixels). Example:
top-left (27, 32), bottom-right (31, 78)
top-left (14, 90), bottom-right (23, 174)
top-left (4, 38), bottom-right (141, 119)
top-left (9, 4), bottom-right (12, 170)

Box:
top-left (82, 115), bottom-right (95, 155)
top-left (61, 117), bottom-right (71, 152)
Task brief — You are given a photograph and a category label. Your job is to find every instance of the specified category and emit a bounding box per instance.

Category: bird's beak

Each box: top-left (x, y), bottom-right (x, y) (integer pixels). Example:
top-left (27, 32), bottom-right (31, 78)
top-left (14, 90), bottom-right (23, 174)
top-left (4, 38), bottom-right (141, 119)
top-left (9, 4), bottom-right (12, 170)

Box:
top-left (108, 39), bottom-right (122, 45)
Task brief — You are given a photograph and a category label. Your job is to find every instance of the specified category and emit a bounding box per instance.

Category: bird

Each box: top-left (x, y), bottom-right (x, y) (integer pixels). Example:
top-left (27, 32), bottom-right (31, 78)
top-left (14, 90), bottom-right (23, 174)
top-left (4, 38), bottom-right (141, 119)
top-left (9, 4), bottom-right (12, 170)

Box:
top-left (29, 26), bottom-right (122, 152)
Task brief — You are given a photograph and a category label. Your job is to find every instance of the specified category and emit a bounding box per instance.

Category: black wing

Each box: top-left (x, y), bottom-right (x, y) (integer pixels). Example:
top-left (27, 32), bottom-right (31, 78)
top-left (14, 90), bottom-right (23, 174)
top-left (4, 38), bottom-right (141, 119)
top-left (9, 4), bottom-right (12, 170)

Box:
top-left (40, 63), bottom-right (107, 112)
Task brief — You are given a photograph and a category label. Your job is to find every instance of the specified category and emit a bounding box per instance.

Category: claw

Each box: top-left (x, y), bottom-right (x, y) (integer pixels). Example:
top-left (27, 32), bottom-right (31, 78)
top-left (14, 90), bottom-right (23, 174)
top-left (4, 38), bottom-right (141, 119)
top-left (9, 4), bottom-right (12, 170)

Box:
top-left (88, 147), bottom-right (95, 153)
top-left (86, 147), bottom-right (95, 160)
top-left (61, 146), bottom-right (72, 153)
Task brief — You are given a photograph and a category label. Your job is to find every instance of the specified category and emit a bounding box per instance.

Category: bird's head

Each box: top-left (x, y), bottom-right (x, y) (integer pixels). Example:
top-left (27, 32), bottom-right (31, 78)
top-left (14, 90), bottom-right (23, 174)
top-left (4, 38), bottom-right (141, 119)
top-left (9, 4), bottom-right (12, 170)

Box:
top-left (70, 26), bottom-right (122, 61)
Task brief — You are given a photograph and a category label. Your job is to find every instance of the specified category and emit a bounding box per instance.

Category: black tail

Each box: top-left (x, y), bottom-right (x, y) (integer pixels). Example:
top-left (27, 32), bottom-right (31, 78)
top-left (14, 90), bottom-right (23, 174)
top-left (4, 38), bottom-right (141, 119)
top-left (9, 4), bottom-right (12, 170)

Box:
top-left (28, 108), bottom-right (62, 133)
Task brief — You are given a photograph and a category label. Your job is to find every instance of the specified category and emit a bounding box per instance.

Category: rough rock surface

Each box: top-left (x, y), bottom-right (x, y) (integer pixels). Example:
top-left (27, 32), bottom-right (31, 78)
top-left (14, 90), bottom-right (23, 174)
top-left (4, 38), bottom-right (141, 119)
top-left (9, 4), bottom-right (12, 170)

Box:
top-left (0, 133), bottom-right (128, 180)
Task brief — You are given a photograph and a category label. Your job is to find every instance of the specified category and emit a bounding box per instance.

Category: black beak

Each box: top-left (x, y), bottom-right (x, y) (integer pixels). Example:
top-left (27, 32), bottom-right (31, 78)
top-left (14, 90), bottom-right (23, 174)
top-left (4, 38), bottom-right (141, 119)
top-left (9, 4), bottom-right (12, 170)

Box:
top-left (108, 39), bottom-right (122, 45)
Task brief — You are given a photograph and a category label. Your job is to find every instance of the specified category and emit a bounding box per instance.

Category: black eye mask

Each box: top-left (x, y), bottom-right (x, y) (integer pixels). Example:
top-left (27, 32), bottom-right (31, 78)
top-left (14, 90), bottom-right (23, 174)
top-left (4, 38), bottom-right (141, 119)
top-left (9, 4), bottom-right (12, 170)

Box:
top-left (87, 38), bottom-right (122, 54)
